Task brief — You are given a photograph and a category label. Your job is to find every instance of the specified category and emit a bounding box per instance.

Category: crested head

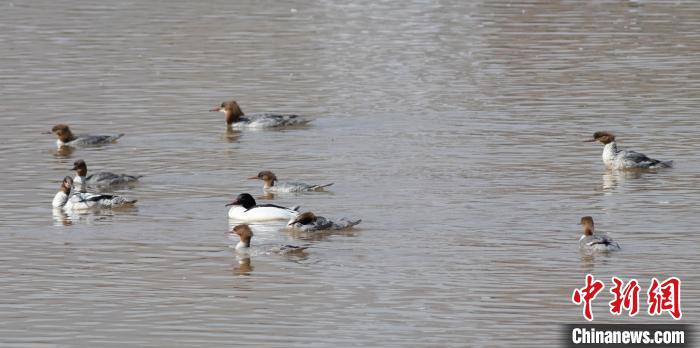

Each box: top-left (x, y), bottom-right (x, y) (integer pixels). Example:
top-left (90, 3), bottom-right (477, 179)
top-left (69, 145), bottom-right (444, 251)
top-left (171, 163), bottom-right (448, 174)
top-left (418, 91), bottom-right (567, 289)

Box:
top-left (251, 170), bottom-right (277, 188)
top-left (60, 176), bottom-right (73, 194)
top-left (211, 99), bottom-right (245, 125)
top-left (51, 124), bottom-right (76, 143)
top-left (579, 216), bottom-right (594, 235)
top-left (232, 224), bottom-right (253, 247)
top-left (226, 193), bottom-right (257, 209)
top-left (290, 211), bottom-right (317, 225)
top-left (592, 131), bottom-right (615, 145)
top-left (72, 159), bottom-right (88, 176)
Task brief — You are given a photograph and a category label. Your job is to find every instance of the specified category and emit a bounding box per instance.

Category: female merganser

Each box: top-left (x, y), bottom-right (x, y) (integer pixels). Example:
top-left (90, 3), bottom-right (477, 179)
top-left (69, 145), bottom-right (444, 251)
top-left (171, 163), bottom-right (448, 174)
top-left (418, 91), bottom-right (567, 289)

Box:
top-left (210, 100), bottom-right (311, 129)
top-left (226, 193), bottom-right (300, 222)
top-left (287, 211), bottom-right (361, 232)
top-left (51, 124), bottom-right (124, 147)
top-left (52, 176), bottom-right (137, 210)
top-left (586, 131), bottom-right (673, 170)
top-left (72, 159), bottom-right (141, 190)
top-left (578, 216), bottom-right (621, 252)
top-left (230, 224), bottom-right (308, 254)
top-left (248, 171), bottom-right (333, 192)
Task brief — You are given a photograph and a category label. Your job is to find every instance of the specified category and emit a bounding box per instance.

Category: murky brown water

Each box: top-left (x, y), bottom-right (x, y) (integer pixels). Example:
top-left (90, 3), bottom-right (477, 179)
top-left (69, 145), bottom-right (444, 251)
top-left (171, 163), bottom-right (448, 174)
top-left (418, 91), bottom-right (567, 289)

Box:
top-left (1, 0), bottom-right (699, 346)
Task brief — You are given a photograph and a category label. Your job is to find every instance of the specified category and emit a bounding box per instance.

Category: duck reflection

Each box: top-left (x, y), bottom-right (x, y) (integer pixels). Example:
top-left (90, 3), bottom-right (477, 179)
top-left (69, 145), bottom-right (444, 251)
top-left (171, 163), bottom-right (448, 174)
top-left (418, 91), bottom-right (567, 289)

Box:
top-left (223, 127), bottom-right (241, 143)
top-left (53, 146), bottom-right (75, 158)
top-left (233, 256), bottom-right (253, 275)
top-left (601, 170), bottom-right (648, 193)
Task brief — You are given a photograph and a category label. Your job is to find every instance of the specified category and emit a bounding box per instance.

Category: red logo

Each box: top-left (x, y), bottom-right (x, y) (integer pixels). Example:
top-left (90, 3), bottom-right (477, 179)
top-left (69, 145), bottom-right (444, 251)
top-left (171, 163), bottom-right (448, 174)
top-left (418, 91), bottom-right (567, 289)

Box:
top-left (647, 277), bottom-right (682, 320)
top-left (573, 275), bottom-right (682, 321)
top-left (609, 277), bottom-right (640, 316)
top-left (572, 274), bottom-right (605, 321)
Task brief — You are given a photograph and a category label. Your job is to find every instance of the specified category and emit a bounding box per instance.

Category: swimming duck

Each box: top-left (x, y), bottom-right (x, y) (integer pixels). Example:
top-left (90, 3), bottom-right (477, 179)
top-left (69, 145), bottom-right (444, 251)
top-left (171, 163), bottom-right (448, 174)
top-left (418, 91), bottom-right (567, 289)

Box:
top-left (230, 224), bottom-right (308, 255)
top-left (287, 211), bottom-right (361, 232)
top-left (51, 124), bottom-right (124, 147)
top-left (249, 171), bottom-right (333, 192)
top-left (578, 216), bottom-right (621, 252)
top-left (586, 131), bottom-right (672, 170)
top-left (210, 99), bottom-right (310, 129)
top-left (72, 159), bottom-right (141, 190)
top-left (52, 176), bottom-right (137, 210)
top-left (226, 193), bottom-right (300, 222)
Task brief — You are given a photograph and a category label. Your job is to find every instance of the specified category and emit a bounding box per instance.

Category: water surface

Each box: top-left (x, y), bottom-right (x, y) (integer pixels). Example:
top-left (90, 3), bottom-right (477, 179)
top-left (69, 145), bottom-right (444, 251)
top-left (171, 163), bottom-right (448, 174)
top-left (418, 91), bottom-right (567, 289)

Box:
top-left (1, 0), bottom-right (699, 346)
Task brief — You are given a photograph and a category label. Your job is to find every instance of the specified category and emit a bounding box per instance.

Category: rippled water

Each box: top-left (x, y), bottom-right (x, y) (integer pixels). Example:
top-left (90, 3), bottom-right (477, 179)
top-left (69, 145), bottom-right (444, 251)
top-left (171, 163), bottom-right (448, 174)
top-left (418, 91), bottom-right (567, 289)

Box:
top-left (1, 0), bottom-right (699, 346)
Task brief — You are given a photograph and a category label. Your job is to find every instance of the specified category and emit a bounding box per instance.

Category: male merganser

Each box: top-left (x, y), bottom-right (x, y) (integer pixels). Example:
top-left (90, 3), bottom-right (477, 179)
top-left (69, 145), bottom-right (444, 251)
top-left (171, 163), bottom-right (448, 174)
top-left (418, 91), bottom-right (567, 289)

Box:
top-left (210, 99), bottom-right (311, 129)
top-left (586, 131), bottom-right (673, 170)
top-left (287, 211), bottom-right (361, 232)
top-left (51, 124), bottom-right (124, 147)
top-left (230, 224), bottom-right (308, 254)
top-left (578, 216), bottom-right (621, 252)
top-left (248, 171), bottom-right (333, 192)
top-left (72, 159), bottom-right (140, 190)
top-left (52, 176), bottom-right (137, 210)
top-left (226, 193), bottom-right (300, 222)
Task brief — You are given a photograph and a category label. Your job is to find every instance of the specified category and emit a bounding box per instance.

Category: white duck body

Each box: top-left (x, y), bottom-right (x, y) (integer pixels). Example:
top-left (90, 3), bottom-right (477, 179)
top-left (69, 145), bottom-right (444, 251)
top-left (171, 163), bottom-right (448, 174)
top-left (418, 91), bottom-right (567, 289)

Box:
top-left (266, 181), bottom-right (333, 193)
top-left (229, 113), bottom-right (310, 130)
top-left (287, 212), bottom-right (361, 232)
top-left (57, 134), bottom-right (123, 147)
top-left (228, 205), bottom-right (300, 222)
top-left (579, 234), bottom-right (621, 252)
top-left (74, 173), bottom-right (140, 188)
top-left (601, 141), bottom-right (672, 170)
top-left (52, 191), bottom-right (136, 211)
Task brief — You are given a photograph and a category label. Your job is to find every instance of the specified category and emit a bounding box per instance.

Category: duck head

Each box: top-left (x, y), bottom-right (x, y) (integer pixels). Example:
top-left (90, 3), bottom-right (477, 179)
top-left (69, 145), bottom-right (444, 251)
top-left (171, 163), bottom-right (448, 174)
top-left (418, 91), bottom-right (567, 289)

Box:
top-left (578, 216), bottom-right (594, 236)
top-left (72, 159), bottom-right (88, 176)
top-left (248, 170), bottom-right (277, 188)
top-left (225, 193), bottom-right (257, 209)
top-left (586, 131), bottom-right (616, 145)
top-left (51, 124), bottom-right (76, 143)
top-left (210, 100), bottom-right (245, 125)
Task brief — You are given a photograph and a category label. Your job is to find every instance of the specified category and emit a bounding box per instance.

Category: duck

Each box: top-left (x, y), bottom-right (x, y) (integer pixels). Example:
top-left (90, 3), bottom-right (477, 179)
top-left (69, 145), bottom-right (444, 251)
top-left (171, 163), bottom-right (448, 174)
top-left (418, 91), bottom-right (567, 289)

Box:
top-left (248, 171), bottom-right (333, 192)
top-left (287, 211), bottom-right (361, 232)
top-left (586, 131), bottom-right (672, 170)
top-left (52, 176), bottom-right (137, 210)
top-left (50, 124), bottom-right (124, 147)
top-left (578, 216), bottom-right (621, 252)
top-left (71, 159), bottom-right (141, 190)
top-left (210, 99), bottom-right (311, 129)
top-left (229, 224), bottom-right (308, 254)
top-left (226, 193), bottom-right (300, 222)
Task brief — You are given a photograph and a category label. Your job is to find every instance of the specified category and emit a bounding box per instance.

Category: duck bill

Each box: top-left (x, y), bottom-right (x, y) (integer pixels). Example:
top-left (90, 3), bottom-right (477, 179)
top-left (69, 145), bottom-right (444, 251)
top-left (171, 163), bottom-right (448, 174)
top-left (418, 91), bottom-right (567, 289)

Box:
top-left (225, 199), bottom-right (240, 207)
top-left (210, 107), bottom-right (222, 112)
top-left (583, 139), bottom-right (597, 143)
top-left (247, 176), bottom-right (259, 180)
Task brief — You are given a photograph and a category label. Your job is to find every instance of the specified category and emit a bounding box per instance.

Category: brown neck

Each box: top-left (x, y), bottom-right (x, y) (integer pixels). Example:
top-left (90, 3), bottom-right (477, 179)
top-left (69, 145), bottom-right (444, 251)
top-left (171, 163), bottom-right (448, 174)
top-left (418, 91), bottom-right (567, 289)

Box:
top-left (59, 130), bottom-right (77, 143)
top-left (583, 227), bottom-right (593, 236)
top-left (60, 185), bottom-right (71, 194)
top-left (76, 168), bottom-right (87, 176)
top-left (225, 107), bottom-right (244, 125)
top-left (263, 179), bottom-right (275, 188)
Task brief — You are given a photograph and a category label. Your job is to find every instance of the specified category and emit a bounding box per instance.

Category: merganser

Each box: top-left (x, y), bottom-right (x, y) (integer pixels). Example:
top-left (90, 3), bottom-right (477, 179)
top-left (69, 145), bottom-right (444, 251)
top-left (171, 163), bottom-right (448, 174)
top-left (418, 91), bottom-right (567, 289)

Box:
top-left (226, 193), bottom-right (300, 222)
top-left (287, 211), bottom-right (361, 232)
top-left (578, 216), bottom-right (621, 252)
top-left (51, 124), bottom-right (124, 147)
top-left (72, 159), bottom-right (140, 190)
top-left (586, 131), bottom-right (673, 170)
top-left (210, 100), bottom-right (311, 129)
top-left (52, 176), bottom-right (137, 210)
top-left (230, 224), bottom-right (308, 254)
top-left (248, 171), bottom-right (333, 192)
